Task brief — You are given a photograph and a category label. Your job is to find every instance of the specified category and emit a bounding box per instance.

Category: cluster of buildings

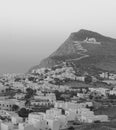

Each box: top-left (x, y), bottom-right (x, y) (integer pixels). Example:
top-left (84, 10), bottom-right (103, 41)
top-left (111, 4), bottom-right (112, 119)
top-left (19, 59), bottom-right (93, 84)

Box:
top-left (31, 65), bottom-right (87, 82)
top-left (84, 37), bottom-right (101, 44)
top-left (1, 63), bottom-right (116, 130)
top-left (54, 101), bottom-right (108, 123)
top-left (0, 101), bottom-right (109, 130)
top-left (76, 87), bottom-right (116, 99)
top-left (99, 72), bottom-right (116, 80)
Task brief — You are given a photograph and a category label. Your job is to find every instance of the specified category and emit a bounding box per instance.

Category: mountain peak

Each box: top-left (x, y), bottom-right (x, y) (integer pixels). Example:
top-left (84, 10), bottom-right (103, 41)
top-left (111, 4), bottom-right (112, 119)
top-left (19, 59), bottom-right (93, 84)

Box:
top-left (29, 29), bottom-right (116, 72)
top-left (78, 29), bottom-right (92, 33)
top-left (71, 29), bottom-right (116, 42)
top-left (77, 29), bottom-right (101, 36)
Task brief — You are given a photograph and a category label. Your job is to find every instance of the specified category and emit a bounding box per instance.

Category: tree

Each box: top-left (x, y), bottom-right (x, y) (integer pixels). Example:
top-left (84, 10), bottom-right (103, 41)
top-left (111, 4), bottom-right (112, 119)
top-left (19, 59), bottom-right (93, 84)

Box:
top-left (15, 77), bottom-right (21, 82)
top-left (25, 100), bottom-right (31, 107)
top-left (24, 88), bottom-right (36, 100)
top-left (68, 126), bottom-right (74, 130)
top-left (28, 77), bottom-right (35, 81)
top-left (17, 89), bottom-right (22, 93)
top-left (12, 104), bottom-right (19, 111)
top-left (24, 94), bottom-right (32, 100)
top-left (5, 87), bottom-right (12, 93)
top-left (85, 75), bottom-right (92, 84)
top-left (60, 94), bottom-right (71, 101)
top-left (54, 90), bottom-right (62, 100)
top-left (26, 88), bottom-right (36, 96)
top-left (18, 108), bottom-right (29, 121)
top-left (86, 105), bottom-right (94, 111)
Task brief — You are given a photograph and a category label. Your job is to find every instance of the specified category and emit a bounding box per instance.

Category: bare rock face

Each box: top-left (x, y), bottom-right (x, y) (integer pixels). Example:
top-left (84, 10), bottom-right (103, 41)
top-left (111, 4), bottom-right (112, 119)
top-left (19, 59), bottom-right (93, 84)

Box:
top-left (29, 29), bottom-right (116, 73)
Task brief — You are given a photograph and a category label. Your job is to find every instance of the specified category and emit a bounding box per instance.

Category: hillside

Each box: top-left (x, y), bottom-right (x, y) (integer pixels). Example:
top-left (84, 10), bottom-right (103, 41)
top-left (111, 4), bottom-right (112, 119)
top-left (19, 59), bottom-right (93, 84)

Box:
top-left (29, 29), bottom-right (116, 73)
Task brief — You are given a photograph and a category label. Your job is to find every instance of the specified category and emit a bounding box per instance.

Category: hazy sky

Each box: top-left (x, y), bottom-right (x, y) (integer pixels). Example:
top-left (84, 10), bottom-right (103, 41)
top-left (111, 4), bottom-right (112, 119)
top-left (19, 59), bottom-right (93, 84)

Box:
top-left (0, 0), bottom-right (116, 73)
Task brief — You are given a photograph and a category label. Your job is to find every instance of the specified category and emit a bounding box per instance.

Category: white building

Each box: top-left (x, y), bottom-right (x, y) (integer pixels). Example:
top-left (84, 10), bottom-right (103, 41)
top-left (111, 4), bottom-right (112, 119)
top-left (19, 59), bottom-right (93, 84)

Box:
top-left (12, 82), bottom-right (25, 92)
top-left (46, 108), bottom-right (62, 118)
top-left (19, 123), bottom-right (35, 130)
top-left (56, 115), bottom-right (67, 129)
top-left (46, 118), bottom-right (60, 130)
top-left (0, 100), bottom-right (16, 111)
top-left (34, 93), bottom-right (56, 102)
top-left (14, 93), bottom-right (25, 100)
top-left (77, 108), bottom-right (109, 123)
top-left (89, 88), bottom-right (108, 96)
top-left (76, 76), bottom-right (85, 82)
top-left (65, 109), bottom-right (77, 121)
top-left (109, 90), bottom-right (116, 95)
top-left (55, 101), bottom-right (89, 110)
top-left (99, 72), bottom-right (109, 79)
top-left (11, 113), bottom-right (23, 125)
top-left (84, 37), bottom-right (101, 44)
top-left (1, 122), bottom-right (14, 130)
top-left (28, 112), bottom-right (46, 122)
top-left (28, 113), bottom-right (48, 130)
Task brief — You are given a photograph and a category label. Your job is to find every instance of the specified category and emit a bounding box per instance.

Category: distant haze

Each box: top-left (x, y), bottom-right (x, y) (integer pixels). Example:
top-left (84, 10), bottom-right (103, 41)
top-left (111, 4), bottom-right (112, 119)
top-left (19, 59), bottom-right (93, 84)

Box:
top-left (0, 0), bottom-right (116, 73)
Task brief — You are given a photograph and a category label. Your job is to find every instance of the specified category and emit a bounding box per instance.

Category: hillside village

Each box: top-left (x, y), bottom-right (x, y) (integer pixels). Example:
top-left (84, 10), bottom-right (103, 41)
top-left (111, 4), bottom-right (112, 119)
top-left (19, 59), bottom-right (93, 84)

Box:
top-left (0, 62), bottom-right (116, 130)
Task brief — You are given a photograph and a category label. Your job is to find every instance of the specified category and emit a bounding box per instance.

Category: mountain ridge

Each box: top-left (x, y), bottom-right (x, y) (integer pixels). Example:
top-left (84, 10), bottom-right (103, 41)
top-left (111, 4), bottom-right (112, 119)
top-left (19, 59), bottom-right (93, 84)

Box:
top-left (29, 29), bottom-right (116, 73)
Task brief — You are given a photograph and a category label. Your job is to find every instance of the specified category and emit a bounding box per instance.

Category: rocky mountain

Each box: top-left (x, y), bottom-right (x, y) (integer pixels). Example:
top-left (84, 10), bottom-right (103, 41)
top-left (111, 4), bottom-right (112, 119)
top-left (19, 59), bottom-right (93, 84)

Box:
top-left (29, 29), bottom-right (116, 73)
